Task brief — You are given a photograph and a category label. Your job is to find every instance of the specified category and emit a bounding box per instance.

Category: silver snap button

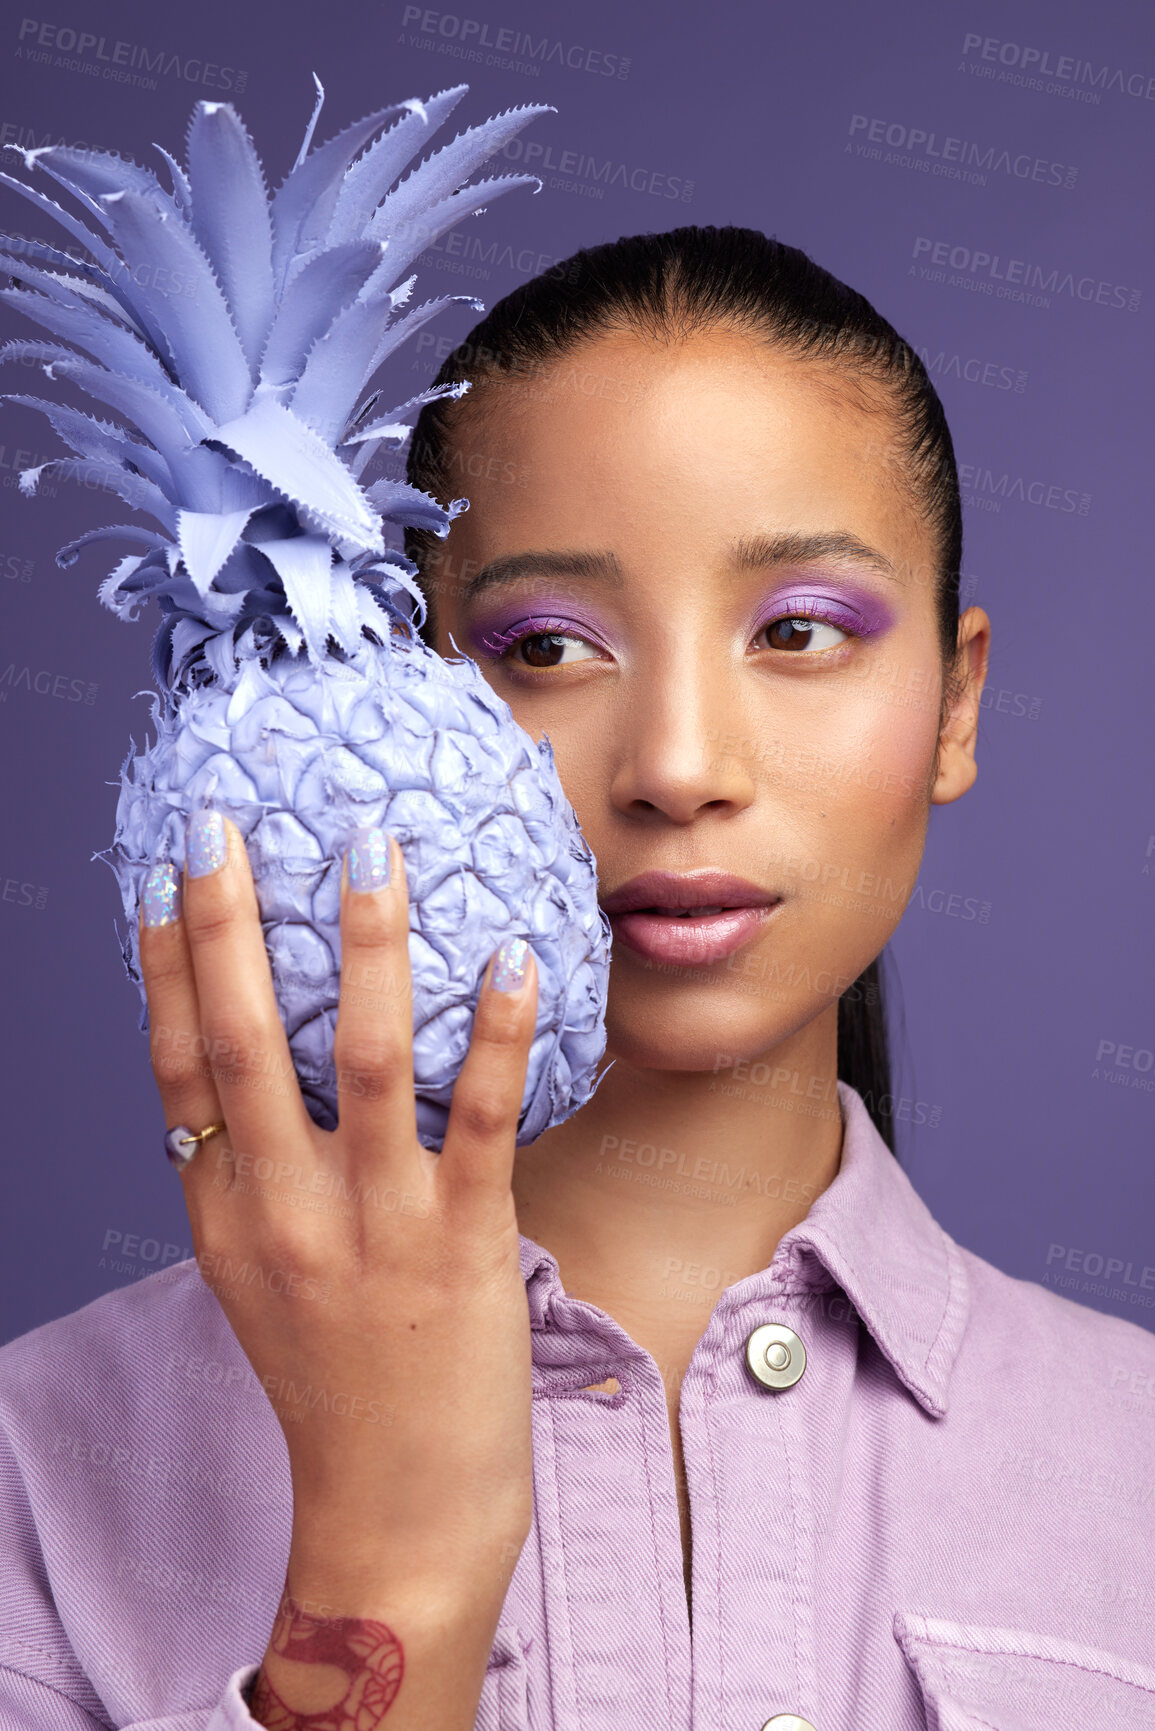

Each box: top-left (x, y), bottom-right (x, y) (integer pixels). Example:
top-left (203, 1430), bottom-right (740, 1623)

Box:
top-left (761, 1717), bottom-right (818, 1731)
top-left (745, 1324), bottom-right (806, 1391)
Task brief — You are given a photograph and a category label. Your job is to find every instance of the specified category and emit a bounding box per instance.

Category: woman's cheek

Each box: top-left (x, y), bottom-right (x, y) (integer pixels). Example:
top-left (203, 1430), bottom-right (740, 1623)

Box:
top-left (756, 658), bottom-right (942, 921)
top-left (824, 670), bottom-right (943, 896)
top-left (856, 644), bottom-right (945, 809)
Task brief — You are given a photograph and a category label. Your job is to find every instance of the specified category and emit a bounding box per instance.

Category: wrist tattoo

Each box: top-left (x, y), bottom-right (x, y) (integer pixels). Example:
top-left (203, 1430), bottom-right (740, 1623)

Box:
top-left (249, 1593), bottom-right (404, 1730)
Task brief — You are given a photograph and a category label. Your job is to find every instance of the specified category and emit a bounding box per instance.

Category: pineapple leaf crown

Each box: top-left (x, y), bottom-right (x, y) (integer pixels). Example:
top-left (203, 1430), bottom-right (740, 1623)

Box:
top-left (0, 78), bottom-right (554, 686)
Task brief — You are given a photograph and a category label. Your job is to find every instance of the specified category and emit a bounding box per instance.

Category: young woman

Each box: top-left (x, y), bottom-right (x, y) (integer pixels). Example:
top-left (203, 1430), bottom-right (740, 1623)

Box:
top-left (2, 228), bottom-right (1153, 1731)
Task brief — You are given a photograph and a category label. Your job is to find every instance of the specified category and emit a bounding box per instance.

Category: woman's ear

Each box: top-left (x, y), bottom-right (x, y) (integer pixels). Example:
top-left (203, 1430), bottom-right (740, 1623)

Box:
top-left (930, 606), bottom-right (991, 805)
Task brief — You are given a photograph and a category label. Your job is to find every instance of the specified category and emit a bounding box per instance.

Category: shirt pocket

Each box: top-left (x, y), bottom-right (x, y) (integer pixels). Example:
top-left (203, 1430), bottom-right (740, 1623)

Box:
top-left (894, 1611), bottom-right (1155, 1731)
top-left (474, 1624), bottom-right (531, 1731)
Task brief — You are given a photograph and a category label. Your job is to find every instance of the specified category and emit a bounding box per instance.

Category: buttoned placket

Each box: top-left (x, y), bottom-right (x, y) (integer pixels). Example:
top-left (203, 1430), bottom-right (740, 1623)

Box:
top-left (512, 1240), bottom-right (853, 1731)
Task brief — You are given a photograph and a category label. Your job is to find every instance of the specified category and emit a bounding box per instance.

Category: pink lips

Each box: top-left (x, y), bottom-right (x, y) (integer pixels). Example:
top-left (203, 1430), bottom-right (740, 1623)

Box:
top-left (600, 870), bottom-right (780, 965)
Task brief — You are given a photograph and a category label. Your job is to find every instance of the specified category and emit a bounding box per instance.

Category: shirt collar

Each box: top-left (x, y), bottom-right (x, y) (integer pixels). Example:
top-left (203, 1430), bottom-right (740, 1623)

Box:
top-left (768, 1081), bottom-right (970, 1417)
top-left (518, 1080), bottom-right (970, 1419)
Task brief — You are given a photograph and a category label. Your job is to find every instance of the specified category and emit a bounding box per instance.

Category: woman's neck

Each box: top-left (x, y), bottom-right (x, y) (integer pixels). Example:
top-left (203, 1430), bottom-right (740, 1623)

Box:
top-left (510, 1008), bottom-right (845, 1336)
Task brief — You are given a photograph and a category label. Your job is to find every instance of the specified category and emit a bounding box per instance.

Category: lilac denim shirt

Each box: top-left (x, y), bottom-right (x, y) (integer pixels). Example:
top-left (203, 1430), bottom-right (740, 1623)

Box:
top-left (2, 1081), bottom-right (1155, 1730)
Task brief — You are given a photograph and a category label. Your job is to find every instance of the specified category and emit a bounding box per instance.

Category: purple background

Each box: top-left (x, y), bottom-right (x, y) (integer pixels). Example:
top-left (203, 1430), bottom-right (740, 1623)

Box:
top-left (1, 0), bottom-right (1151, 1345)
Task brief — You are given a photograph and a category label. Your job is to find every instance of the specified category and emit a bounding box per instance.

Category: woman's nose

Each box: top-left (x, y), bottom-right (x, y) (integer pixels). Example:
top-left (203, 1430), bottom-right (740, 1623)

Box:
top-left (607, 662), bottom-right (759, 825)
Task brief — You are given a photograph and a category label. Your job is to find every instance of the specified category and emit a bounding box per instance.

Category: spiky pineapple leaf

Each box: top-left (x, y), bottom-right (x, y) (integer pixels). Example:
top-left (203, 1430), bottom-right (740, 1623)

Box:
top-left (270, 97), bottom-right (427, 287)
top-left (355, 578), bottom-right (409, 638)
top-left (363, 291), bottom-right (483, 384)
top-left (3, 345), bottom-right (209, 454)
top-left (0, 230), bottom-right (111, 281)
top-left (292, 74), bottom-right (326, 172)
top-left (97, 552), bottom-right (146, 616)
top-left (341, 378), bottom-right (470, 445)
top-left (2, 82), bottom-right (556, 668)
top-left (56, 522), bottom-right (169, 568)
top-left (371, 103), bottom-right (555, 236)
top-left (288, 280), bottom-right (417, 444)
top-left (0, 284), bottom-right (184, 398)
top-left (328, 558), bottom-right (365, 655)
top-left (185, 103), bottom-right (275, 372)
top-left (0, 165), bottom-right (121, 274)
top-left (3, 392), bottom-right (171, 490)
top-left (346, 419), bottom-right (409, 450)
top-left (10, 141), bottom-right (177, 221)
top-left (0, 251), bottom-right (147, 334)
top-left (91, 187), bottom-right (251, 421)
top-left (260, 239), bottom-right (386, 388)
top-left (151, 143), bottom-right (192, 213)
top-left (177, 506), bottom-right (256, 598)
top-left (326, 86), bottom-right (469, 249)
top-left (253, 532), bottom-right (334, 660)
top-left (369, 172), bottom-right (543, 291)
top-left (213, 393), bottom-right (382, 552)
top-left (20, 454), bottom-right (175, 523)
top-left (363, 476), bottom-right (460, 534)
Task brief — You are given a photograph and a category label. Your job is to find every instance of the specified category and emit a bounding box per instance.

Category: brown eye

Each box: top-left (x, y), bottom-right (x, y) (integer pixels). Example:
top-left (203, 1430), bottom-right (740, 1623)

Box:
top-left (767, 616), bottom-right (816, 651)
top-left (762, 616), bottom-right (849, 653)
top-left (519, 632), bottom-right (570, 668)
top-left (483, 621), bottom-right (602, 671)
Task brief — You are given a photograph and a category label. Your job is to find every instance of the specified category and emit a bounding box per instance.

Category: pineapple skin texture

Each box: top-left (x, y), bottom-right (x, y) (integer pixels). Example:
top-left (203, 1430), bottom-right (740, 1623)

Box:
top-left (107, 633), bottom-right (612, 1150)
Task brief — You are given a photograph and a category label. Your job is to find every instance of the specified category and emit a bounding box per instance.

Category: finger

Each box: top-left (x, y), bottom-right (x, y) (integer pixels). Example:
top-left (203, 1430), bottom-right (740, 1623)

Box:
top-left (441, 938), bottom-right (538, 1199)
top-left (180, 810), bottom-right (317, 1162)
top-left (332, 831), bottom-right (422, 1161)
top-left (137, 861), bottom-right (229, 1222)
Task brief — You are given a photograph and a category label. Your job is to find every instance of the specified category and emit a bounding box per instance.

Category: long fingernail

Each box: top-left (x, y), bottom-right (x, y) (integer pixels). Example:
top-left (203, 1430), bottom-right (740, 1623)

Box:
top-left (142, 861), bottom-right (181, 927)
top-left (187, 809), bottom-right (227, 878)
top-left (491, 936), bottom-right (529, 993)
top-left (348, 826), bottom-right (391, 893)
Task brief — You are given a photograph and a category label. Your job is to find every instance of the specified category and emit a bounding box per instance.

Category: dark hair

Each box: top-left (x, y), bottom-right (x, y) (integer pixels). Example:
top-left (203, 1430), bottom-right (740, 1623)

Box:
top-left (404, 226), bottom-right (966, 1155)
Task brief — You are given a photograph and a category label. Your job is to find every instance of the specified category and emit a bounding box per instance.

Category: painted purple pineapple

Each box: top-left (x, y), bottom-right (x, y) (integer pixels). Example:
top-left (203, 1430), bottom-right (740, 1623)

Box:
top-left (1, 80), bottom-right (611, 1146)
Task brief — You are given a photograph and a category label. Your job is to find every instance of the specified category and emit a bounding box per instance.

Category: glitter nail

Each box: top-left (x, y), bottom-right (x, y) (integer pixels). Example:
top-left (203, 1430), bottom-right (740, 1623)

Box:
top-left (187, 810), bottom-right (227, 877)
top-left (491, 935), bottom-right (530, 993)
top-left (142, 861), bottom-right (181, 927)
top-left (348, 826), bottom-right (391, 893)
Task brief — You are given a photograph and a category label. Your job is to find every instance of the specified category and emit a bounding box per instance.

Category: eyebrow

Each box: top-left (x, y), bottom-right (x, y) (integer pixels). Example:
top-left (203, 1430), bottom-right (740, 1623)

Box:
top-left (730, 531), bottom-right (899, 583)
top-left (461, 530), bottom-right (898, 603)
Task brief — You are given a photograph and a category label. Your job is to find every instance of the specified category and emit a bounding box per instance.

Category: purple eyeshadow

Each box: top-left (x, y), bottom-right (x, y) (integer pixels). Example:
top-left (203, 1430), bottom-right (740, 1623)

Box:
top-left (468, 599), bottom-right (610, 660)
top-left (466, 572), bottom-right (897, 662)
top-left (753, 578), bottom-right (896, 640)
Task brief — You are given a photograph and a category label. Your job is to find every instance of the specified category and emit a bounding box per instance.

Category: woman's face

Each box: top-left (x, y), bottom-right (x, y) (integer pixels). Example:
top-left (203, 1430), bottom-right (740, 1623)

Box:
top-left (427, 325), bottom-right (987, 1073)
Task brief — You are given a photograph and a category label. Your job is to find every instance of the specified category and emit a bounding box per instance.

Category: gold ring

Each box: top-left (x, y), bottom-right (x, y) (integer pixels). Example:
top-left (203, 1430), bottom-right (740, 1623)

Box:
top-left (164, 1121), bottom-right (226, 1170)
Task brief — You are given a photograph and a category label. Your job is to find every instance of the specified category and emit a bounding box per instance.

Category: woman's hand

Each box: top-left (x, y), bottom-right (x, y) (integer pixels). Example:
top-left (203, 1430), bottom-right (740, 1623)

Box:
top-left (139, 813), bottom-right (539, 1729)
